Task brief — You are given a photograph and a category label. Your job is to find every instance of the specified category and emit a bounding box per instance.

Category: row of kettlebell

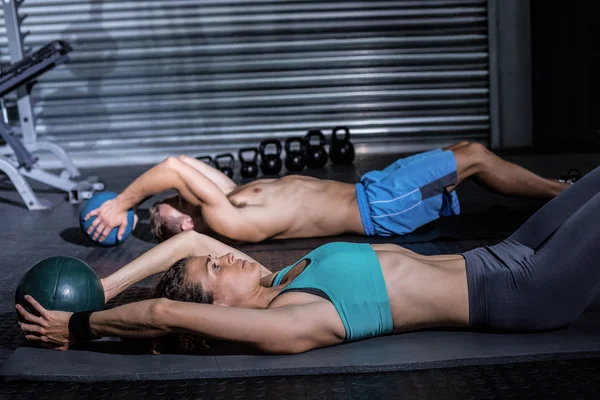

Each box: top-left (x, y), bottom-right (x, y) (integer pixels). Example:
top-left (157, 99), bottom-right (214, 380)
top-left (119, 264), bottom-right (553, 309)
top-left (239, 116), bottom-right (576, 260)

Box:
top-left (197, 127), bottom-right (355, 178)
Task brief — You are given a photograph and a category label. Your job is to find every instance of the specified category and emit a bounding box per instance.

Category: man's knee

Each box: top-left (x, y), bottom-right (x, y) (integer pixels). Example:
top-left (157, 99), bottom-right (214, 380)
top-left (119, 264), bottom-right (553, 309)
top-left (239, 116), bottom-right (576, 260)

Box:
top-left (444, 141), bottom-right (470, 151)
top-left (462, 142), bottom-right (487, 155)
top-left (450, 142), bottom-right (490, 177)
top-left (457, 142), bottom-right (489, 163)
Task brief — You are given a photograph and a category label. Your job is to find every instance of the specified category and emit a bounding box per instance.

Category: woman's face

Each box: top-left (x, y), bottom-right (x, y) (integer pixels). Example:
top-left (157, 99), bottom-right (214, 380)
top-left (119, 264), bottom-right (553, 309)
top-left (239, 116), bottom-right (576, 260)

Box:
top-left (184, 253), bottom-right (263, 307)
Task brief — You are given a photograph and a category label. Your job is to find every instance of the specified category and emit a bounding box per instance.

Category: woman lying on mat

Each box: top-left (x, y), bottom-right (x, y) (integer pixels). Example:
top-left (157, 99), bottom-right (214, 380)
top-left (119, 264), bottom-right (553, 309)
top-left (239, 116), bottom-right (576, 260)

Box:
top-left (18, 166), bottom-right (600, 353)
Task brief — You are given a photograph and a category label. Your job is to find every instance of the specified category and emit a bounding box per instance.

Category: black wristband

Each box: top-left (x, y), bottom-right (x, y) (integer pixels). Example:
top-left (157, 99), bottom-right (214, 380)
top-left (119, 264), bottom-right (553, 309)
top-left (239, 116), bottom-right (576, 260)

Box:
top-left (68, 311), bottom-right (100, 341)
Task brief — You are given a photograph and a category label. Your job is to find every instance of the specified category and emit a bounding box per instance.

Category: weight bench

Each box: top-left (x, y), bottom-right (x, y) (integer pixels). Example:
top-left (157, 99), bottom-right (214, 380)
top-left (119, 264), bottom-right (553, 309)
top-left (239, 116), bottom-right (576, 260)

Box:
top-left (0, 40), bottom-right (104, 210)
top-left (0, 0), bottom-right (105, 210)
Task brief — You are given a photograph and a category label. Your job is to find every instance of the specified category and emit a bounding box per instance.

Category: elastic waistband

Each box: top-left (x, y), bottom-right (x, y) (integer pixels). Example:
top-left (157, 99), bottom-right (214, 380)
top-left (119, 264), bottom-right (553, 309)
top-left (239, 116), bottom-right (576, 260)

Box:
top-left (355, 183), bottom-right (375, 236)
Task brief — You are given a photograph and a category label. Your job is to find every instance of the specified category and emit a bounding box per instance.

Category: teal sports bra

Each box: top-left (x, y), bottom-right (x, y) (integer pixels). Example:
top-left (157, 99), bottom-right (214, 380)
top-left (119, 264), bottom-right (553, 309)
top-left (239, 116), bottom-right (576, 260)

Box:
top-left (271, 242), bottom-right (393, 341)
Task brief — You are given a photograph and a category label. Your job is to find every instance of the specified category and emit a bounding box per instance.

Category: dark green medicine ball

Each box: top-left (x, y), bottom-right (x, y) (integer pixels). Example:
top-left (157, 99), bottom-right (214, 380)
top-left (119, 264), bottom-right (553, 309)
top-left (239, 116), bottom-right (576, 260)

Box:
top-left (15, 256), bottom-right (105, 315)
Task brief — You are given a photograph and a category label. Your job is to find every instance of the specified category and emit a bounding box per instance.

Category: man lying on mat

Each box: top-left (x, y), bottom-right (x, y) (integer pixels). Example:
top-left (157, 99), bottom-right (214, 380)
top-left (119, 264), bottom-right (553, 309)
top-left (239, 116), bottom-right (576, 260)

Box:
top-left (19, 166), bottom-right (599, 353)
top-left (83, 141), bottom-right (572, 244)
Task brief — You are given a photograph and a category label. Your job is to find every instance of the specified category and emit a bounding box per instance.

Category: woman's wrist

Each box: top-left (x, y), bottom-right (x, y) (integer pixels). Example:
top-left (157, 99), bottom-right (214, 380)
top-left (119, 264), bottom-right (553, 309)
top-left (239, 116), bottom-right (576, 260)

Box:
top-left (69, 311), bottom-right (101, 341)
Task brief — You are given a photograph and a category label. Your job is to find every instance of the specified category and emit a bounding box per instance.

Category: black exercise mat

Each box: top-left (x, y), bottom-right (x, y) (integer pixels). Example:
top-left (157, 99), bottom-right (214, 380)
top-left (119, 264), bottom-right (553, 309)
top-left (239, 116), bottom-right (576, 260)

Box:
top-left (4, 357), bottom-right (600, 400)
top-left (3, 238), bottom-right (600, 383)
top-left (3, 301), bottom-right (600, 382)
top-left (7, 236), bottom-right (599, 383)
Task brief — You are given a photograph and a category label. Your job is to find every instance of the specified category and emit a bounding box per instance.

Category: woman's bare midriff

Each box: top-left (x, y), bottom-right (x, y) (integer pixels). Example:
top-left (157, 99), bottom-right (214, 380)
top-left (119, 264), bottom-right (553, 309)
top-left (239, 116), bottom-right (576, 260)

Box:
top-left (227, 175), bottom-right (364, 238)
top-left (374, 247), bottom-right (470, 332)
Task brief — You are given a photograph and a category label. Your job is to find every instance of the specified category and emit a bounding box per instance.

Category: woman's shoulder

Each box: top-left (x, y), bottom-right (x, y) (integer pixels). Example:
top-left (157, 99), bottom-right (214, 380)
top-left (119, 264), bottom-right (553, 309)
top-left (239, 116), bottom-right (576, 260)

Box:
top-left (266, 295), bottom-right (347, 345)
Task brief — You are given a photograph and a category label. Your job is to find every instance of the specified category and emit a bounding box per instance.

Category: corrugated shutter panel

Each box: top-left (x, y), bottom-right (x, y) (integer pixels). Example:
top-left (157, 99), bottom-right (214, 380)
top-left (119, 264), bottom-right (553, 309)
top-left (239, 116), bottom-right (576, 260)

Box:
top-left (1, 0), bottom-right (490, 167)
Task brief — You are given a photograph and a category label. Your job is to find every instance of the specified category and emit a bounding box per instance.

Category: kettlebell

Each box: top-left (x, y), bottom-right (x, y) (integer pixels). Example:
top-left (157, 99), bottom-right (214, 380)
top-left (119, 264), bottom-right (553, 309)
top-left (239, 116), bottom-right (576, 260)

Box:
top-left (215, 153), bottom-right (235, 178)
top-left (304, 130), bottom-right (328, 168)
top-left (284, 137), bottom-right (306, 172)
top-left (259, 139), bottom-right (283, 175)
top-left (238, 148), bottom-right (259, 178)
top-left (195, 155), bottom-right (214, 167)
top-left (329, 126), bottom-right (355, 164)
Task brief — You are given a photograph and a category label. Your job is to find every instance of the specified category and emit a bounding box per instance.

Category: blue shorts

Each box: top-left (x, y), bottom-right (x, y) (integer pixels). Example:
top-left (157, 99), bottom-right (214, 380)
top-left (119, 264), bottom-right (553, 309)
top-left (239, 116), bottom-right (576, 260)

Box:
top-left (356, 148), bottom-right (460, 236)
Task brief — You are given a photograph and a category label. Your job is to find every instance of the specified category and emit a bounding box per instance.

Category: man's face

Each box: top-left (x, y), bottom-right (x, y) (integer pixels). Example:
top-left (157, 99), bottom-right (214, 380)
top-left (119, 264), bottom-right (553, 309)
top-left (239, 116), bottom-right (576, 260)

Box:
top-left (159, 196), bottom-right (208, 234)
top-left (157, 196), bottom-right (190, 234)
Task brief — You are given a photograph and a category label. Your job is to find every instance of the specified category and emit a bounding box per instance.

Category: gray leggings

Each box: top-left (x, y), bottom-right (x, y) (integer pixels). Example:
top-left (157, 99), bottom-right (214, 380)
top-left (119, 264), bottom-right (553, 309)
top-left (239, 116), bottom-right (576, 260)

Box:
top-left (463, 165), bottom-right (600, 331)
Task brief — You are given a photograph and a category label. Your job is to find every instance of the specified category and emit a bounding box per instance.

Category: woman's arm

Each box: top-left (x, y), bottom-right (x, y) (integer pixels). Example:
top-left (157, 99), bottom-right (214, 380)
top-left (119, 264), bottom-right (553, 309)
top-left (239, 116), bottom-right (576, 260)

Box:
top-left (102, 231), bottom-right (273, 302)
top-left (90, 299), bottom-right (316, 353)
top-left (18, 297), bottom-right (338, 354)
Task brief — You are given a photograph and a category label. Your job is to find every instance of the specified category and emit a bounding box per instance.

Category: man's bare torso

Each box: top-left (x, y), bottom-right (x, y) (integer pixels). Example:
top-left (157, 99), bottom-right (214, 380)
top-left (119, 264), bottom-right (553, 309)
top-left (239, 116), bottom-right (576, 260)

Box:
top-left (224, 175), bottom-right (364, 239)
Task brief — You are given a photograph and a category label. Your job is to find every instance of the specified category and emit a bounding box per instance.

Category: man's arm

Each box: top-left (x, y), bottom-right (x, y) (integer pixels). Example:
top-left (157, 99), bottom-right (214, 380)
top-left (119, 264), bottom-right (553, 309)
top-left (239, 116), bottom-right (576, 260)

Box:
top-left (114, 155), bottom-right (236, 207)
top-left (113, 156), bottom-right (228, 208)
top-left (177, 155), bottom-right (237, 195)
top-left (101, 231), bottom-right (273, 302)
top-left (173, 161), bottom-right (276, 242)
top-left (86, 156), bottom-right (231, 242)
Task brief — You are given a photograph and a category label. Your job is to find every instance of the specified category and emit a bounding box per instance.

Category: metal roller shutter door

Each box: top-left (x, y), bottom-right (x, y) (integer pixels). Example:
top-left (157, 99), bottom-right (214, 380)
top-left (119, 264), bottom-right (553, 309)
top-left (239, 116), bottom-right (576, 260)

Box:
top-left (1, 0), bottom-right (490, 167)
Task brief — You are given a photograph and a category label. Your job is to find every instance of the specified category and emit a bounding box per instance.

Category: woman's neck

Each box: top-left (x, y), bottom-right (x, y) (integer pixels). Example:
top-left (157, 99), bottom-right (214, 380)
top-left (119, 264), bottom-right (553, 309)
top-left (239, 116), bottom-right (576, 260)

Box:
top-left (245, 285), bottom-right (283, 309)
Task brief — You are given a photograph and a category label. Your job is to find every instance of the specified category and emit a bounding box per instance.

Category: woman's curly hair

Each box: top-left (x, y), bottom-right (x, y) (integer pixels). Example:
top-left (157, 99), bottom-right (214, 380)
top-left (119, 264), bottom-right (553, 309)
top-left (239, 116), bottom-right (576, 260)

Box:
top-left (152, 257), bottom-right (215, 353)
